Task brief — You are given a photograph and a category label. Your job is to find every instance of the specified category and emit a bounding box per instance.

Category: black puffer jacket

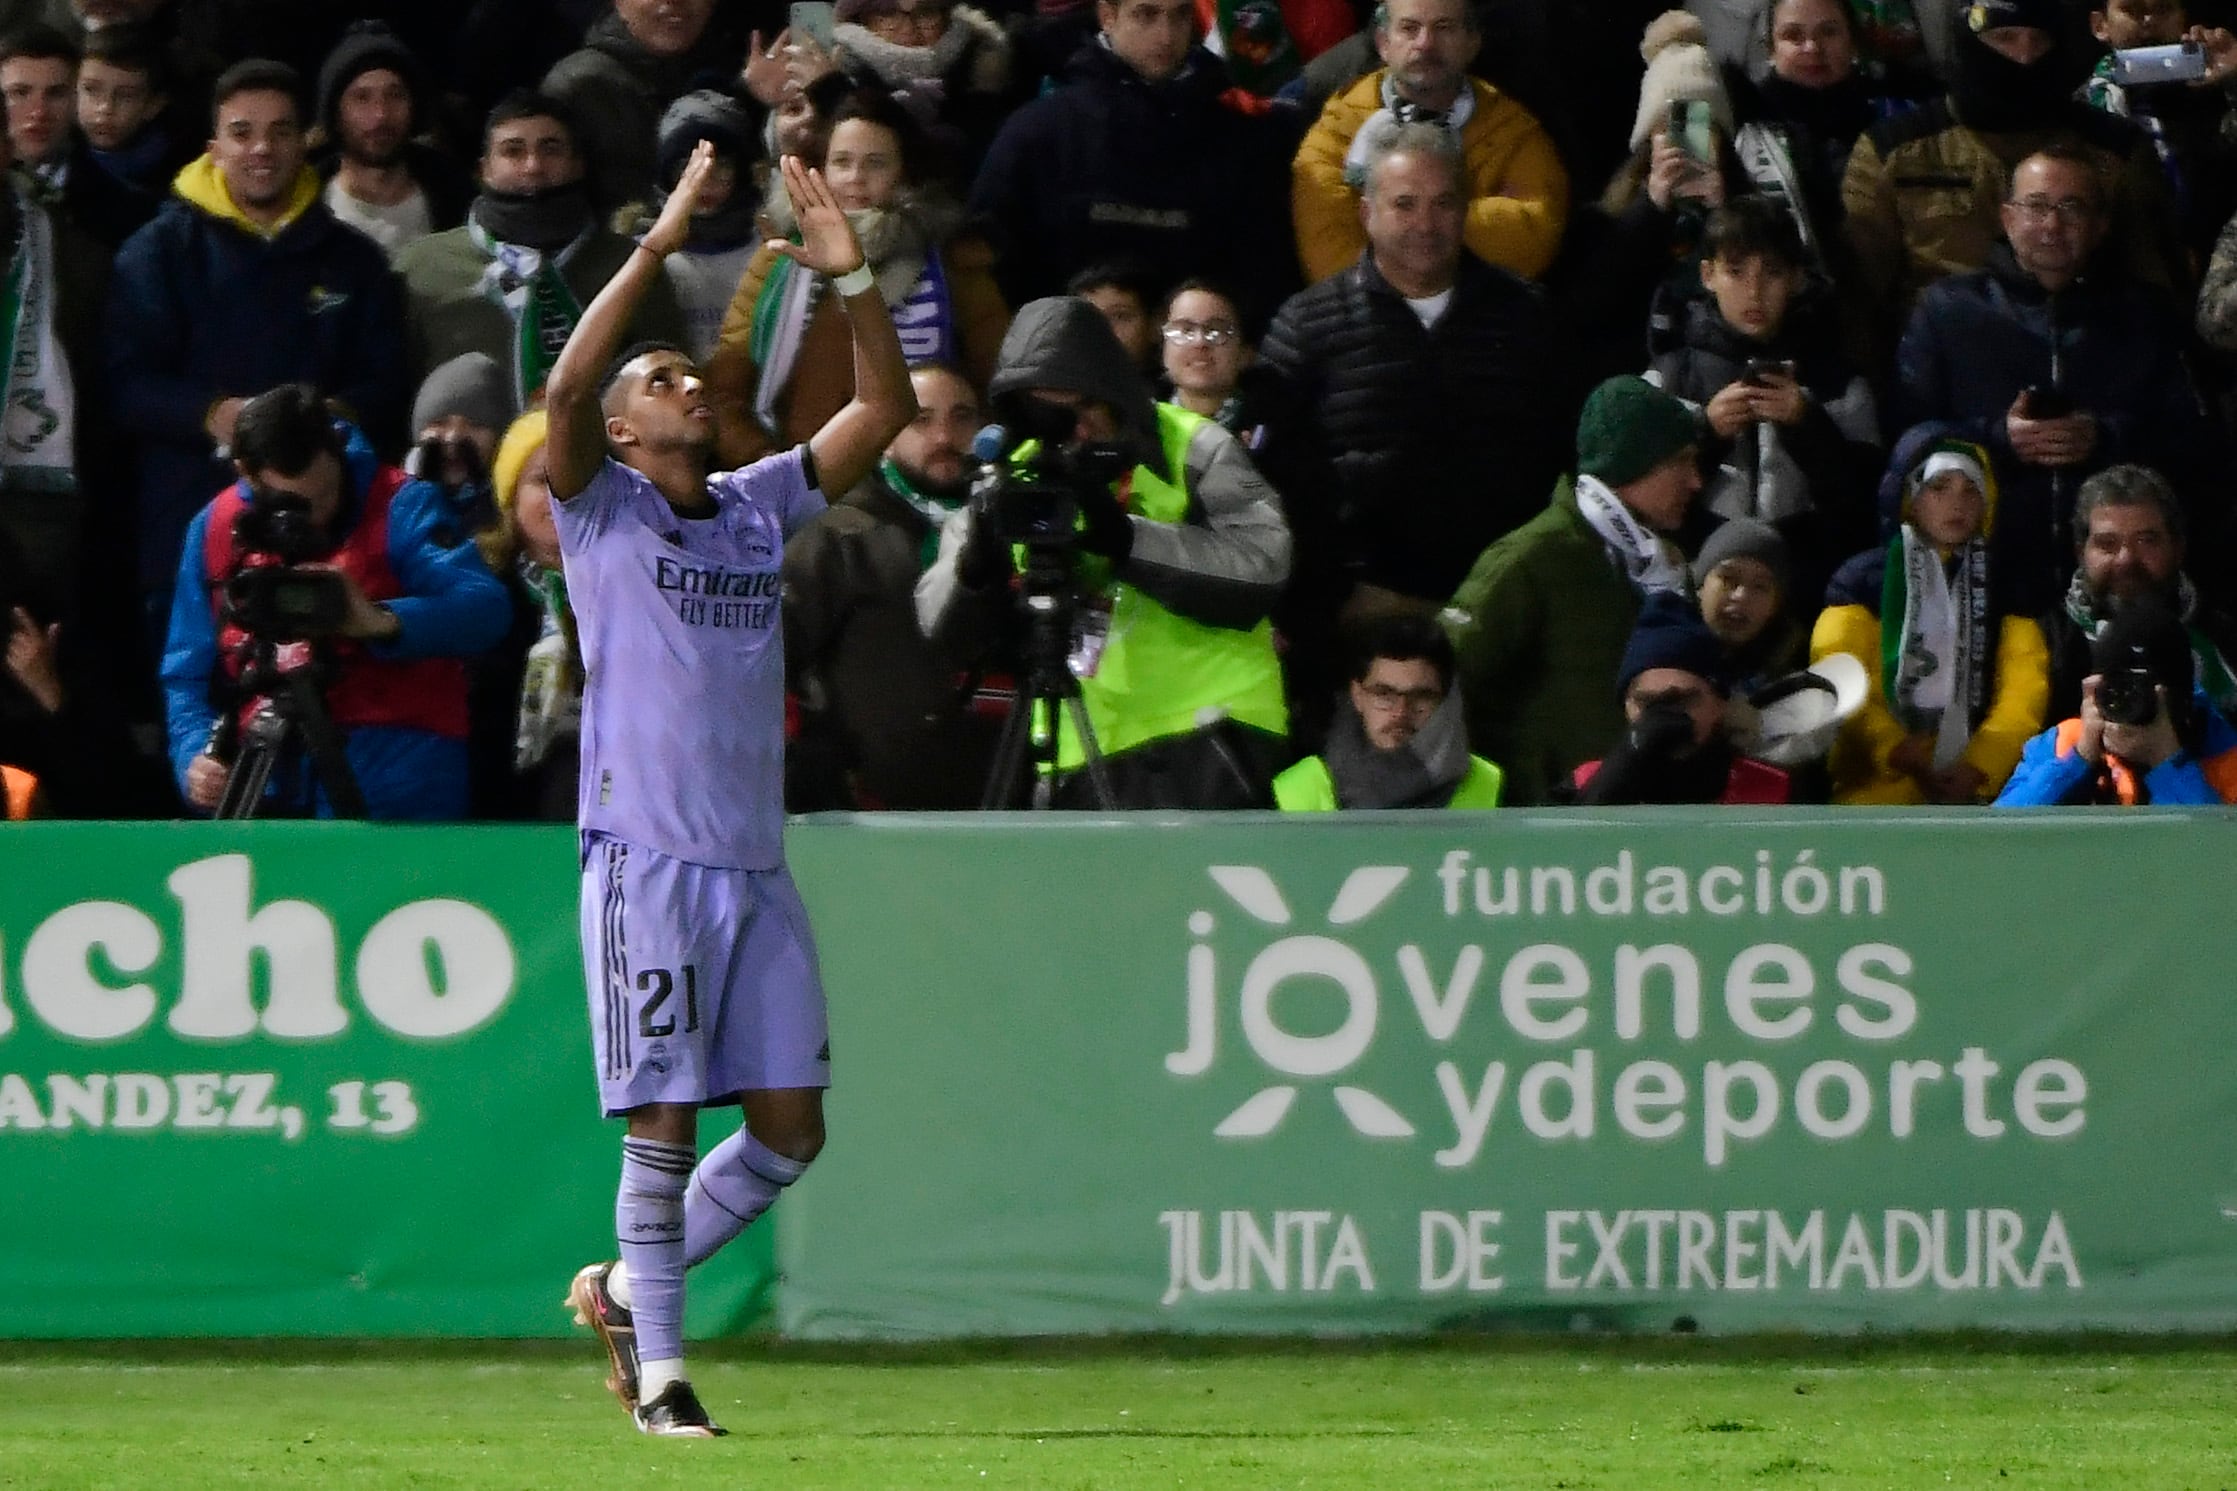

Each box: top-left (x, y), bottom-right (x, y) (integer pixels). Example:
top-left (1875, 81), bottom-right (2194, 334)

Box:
top-left (965, 41), bottom-right (1297, 319)
top-left (1256, 252), bottom-right (1571, 605)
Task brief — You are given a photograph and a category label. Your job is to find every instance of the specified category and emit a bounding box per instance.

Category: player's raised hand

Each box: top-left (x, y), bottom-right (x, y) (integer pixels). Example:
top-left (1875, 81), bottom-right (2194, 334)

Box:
top-left (769, 155), bottom-right (866, 279)
top-left (641, 141), bottom-right (718, 260)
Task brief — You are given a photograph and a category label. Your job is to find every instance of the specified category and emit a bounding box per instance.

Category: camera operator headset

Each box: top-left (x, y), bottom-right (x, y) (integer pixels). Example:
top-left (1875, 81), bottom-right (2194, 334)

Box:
top-left (161, 383), bottom-right (513, 818)
top-left (915, 296), bottom-right (1293, 809)
top-left (1995, 593), bottom-right (2237, 805)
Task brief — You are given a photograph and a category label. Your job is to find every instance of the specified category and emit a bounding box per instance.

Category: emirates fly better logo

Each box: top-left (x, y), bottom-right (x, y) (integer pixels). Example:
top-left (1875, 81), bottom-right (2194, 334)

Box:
top-left (1167, 865), bottom-right (1414, 1141)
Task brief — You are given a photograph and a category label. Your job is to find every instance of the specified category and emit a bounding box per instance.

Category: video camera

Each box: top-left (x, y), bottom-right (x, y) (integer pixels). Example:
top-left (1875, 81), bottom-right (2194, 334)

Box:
top-left (222, 488), bottom-right (351, 641)
top-left (968, 395), bottom-right (1130, 557)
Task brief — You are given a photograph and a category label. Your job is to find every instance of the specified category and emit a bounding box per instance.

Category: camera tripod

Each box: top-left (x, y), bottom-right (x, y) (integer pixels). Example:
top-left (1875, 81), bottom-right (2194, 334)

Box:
top-left (214, 646), bottom-right (366, 819)
top-left (982, 545), bottom-right (1116, 810)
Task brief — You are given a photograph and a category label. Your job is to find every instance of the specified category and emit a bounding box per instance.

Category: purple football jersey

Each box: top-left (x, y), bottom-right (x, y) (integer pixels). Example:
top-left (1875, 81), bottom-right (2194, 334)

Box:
top-left (553, 449), bottom-right (825, 869)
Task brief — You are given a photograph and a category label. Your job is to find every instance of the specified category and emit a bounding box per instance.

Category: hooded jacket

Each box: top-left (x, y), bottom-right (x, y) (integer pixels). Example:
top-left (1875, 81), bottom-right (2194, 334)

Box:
top-left (1891, 240), bottom-right (2213, 611)
top-left (966, 40), bottom-right (1297, 318)
top-left (106, 157), bottom-right (408, 590)
top-left (917, 298), bottom-right (1291, 763)
top-left (1810, 430), bottom-right (2049, 803)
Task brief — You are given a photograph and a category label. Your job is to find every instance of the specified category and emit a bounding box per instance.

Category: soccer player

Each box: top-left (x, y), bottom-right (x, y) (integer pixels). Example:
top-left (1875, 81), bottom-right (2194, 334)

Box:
top-left (547, 141), bottom-right (914, 1438)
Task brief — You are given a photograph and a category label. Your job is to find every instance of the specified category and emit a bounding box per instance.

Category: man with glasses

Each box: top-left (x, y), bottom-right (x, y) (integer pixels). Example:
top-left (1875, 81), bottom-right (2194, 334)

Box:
top-left (1889, 142), bottom-right (2214, 611)
top-left (1273, 614), bottom-right (1501, 809)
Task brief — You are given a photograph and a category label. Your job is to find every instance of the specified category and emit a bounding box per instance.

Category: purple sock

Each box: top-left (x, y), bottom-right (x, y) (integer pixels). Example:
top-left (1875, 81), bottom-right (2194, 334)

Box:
top-left (617, 1137), bottom-right (694, 1365)
top-left (683, 1128), bottom-right (810, 1268)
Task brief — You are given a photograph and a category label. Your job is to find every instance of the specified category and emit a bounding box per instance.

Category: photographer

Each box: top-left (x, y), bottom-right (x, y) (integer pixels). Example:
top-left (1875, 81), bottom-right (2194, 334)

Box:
top-left (917, 296), bottom-right (1293, 808)
top-left (161, 383), bottom-right (511, 819)
top-left (1996, 594), bottom-right (2237, 804)
top-left (1572, 593), bottom-right (1794, 805)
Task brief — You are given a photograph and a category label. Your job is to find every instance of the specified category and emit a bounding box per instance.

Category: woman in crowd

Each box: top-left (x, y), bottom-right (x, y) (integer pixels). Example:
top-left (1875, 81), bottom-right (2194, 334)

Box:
top-left (707, 87), bottom-right (1007, 470)
top-left (1158, 279), bottom-right (1275, 451)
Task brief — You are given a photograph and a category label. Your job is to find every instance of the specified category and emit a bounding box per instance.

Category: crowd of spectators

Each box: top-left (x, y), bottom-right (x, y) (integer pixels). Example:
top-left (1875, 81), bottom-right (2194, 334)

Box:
top-left (3, 0), bottom-right (2237, 819)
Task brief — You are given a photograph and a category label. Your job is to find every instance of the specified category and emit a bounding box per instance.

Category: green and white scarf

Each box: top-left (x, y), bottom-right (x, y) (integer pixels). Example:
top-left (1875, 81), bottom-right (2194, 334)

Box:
top-left (881, 458), bottom-right (966, 571)
top-left (470, 219), bottom-right (591, 410)
top-left (746, 246), bottom-right (821, 439)
top-left (1883, 526), bottom-right (1991, 769)
top-left (2063, 568), bottom-right (2237, 714)
top-left (0, 185), bottom-right (75, 494)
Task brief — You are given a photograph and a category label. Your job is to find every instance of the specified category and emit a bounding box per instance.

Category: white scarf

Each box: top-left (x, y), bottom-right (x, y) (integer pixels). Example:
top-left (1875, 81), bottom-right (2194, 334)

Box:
top-left (1575, 474), bottom-right (1688, 597)
top-left (0, 187), bottom-right (74, 492)
top-left (1343, 71), bottom-right (1477, 187)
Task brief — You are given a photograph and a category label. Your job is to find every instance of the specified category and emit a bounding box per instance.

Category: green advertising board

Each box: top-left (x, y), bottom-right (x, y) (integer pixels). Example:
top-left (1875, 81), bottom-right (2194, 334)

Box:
top-left (0, 823), bottom-right (772, 1338)
top-left (7, 812), bottom-right (2236, 1341)
top-left (780, 808), bottom-right (2237, 1338)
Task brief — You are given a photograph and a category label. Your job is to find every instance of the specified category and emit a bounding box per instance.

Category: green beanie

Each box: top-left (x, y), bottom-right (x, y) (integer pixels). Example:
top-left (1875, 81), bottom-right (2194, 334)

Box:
top-left (1575, 375), bottom-right (1701, 487)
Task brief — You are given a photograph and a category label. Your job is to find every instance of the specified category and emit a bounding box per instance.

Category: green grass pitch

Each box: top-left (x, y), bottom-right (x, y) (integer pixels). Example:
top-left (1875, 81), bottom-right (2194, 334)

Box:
top-left (5, 1337), bottom-right (2236, 1489)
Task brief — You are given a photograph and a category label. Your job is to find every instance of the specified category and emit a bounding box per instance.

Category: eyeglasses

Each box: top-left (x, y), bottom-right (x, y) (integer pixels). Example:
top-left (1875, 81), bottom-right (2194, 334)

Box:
top-left (1359, 683), bottom-right (1443, 712)
top-left (1162, 320), bottom-right (1240, 346)
top-left (2008, 196), bottom-right (2099, 225)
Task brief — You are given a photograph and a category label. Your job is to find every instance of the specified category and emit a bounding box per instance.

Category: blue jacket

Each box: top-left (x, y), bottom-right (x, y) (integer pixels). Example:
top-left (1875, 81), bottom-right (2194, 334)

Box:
top-left (1995, 689), bottom-right (2237, 806)
top-left (106, 158), bottom-right (408, 590)
top-left (160, 426), bottom-right (509, 819)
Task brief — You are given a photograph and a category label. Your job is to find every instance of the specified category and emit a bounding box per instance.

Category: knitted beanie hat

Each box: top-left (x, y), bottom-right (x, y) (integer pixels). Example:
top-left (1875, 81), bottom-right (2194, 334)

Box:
top-left (656, 88), bottom-right (756, 188)
top-left (412, 353), bottom-right (510, 438)
top-left (1576, 375), bottom-right (1702, 487)
top-left (1619, 591), bottom-right (1734, 699)
top-left (1691, 516), bottom-right (1791, 594)
top-left (315, 21), bottom-right (424, 139)
top-left (492, 408), bottom-right (551, 518)
top-left (1629, 11), bottom-right (1734, 152)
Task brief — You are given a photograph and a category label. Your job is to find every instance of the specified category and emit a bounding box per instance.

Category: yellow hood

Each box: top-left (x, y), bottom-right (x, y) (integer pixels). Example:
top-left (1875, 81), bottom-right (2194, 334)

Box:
top-left (172, 153), bottom-right (320, 238)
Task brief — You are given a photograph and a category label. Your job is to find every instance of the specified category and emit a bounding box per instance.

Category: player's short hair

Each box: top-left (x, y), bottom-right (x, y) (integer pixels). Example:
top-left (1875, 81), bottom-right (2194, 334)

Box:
top-left (598, 340), bottom-right (693, 404)
top-left (484, 87), bottom-right (579, 156)
top-left (211, 58), bottom-right (303, 128)
top-left (0, 23), bottom-right (80, 72)
top-left (233, 384), bottom-right (345, 477)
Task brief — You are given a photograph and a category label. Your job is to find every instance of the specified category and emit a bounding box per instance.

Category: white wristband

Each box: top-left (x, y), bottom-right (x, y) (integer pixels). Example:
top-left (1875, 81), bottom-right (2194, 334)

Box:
top-left (830, 262), bottom-right (875, 298)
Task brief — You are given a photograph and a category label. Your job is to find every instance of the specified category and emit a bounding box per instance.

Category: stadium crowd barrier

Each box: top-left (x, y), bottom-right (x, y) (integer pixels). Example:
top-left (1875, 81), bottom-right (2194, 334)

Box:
top-left (4, 810), bottom-right (2233, 1339)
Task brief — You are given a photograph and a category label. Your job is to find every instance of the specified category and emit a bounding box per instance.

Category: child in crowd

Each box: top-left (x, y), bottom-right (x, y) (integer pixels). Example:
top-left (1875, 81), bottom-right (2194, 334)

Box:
top-left (1068, 260), bottom-right (1162, 375)
top-left (1648, 196), bottom-right (1878, 602)
top-left (2077, 0), bottom-right (2237, 254)
top-left (76, 27), bottom-right (179, 194)
top-left (1693, 516), bottom-right (1802, 695)
top-left (1158, 279), bottom-right (1270, 449)
top-left (635, 89), bottom-right (761, 363)
top-left (1811, 435), bottom-right (2048, 804)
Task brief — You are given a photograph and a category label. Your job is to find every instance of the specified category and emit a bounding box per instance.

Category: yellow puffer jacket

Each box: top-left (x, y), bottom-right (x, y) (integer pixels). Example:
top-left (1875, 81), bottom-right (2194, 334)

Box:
top-left (1291, 72), bottom-right (1567, 285)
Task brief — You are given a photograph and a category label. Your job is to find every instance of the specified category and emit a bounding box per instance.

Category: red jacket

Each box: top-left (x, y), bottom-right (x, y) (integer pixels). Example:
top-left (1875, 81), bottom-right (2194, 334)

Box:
top-left (200, 465), bottom-right (471, 739)
top-left (1572, 756), bottom-right (1793, 804)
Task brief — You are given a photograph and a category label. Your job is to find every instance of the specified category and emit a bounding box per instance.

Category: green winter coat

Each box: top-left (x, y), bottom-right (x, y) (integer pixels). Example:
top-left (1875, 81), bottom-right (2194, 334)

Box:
top-left (1442, 476), bottom-right (1639, 806)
